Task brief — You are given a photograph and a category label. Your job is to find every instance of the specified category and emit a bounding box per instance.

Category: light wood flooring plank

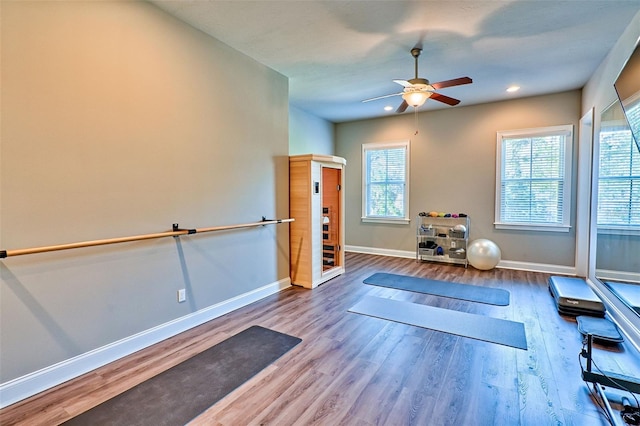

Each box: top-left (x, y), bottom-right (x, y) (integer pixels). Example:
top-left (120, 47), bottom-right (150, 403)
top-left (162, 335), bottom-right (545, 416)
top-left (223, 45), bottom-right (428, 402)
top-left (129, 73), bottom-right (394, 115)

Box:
top-left (2, 252), bottom-right (639, 426)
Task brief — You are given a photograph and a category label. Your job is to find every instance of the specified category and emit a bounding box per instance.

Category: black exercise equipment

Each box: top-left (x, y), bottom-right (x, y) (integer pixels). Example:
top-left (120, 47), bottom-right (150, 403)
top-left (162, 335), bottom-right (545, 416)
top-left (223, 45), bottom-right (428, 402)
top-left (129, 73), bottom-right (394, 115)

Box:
top-left (548, 276), bottom-right (605, 317)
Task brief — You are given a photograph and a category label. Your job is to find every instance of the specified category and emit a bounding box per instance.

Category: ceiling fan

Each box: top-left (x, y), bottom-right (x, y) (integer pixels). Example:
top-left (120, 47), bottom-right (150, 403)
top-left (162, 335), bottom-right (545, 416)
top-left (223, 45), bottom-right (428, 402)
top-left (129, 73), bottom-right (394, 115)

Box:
top-left (363, 47), bottom-right (472, 113)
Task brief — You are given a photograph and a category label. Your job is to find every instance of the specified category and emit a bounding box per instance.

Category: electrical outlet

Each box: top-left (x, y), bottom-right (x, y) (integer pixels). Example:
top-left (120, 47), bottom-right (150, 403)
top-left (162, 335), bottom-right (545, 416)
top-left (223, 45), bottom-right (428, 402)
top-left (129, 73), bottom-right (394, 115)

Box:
top-left (177, 289), bottom-right (186, 303)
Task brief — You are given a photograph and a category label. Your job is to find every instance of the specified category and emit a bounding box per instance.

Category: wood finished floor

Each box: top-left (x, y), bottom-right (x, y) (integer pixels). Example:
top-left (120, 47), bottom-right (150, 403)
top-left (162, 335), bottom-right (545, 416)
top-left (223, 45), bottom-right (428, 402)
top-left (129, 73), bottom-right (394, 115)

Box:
top-left (2, 252), bottom-right (639, 426)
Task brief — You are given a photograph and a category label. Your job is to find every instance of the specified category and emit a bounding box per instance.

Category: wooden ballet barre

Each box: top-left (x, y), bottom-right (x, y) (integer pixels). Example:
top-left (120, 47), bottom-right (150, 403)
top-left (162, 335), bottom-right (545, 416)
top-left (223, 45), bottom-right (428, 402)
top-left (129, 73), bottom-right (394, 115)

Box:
top-left (192, 217), bottom-right (294, 234)
top-left (0, 217), bottom-right (294, 258)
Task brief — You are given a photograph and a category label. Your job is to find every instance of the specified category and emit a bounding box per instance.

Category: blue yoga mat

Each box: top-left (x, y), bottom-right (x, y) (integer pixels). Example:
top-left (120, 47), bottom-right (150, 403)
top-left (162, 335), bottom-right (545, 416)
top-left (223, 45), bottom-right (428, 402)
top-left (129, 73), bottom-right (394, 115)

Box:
top-left (363, 272), bottom-right (510, 306)
top-left (349, 296), bottom-right (527, 350)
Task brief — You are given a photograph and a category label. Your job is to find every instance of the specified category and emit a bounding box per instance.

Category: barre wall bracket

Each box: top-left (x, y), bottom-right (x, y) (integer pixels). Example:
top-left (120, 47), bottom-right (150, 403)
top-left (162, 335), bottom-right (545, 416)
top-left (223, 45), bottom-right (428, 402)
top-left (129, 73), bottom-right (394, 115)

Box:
top-left (262, 216), bottom-right (283, 224)
top-left (172, 223), bottom-right (196, 235)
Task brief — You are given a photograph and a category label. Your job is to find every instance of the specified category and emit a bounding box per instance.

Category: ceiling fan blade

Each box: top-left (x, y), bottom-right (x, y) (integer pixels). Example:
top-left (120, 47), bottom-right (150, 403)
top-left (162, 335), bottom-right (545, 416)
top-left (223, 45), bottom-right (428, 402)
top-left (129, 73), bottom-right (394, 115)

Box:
top-left (362, 92), bottom-right (403, 103)
top-left (430, 92), bottom-right (461, 106)
top-left (431, 77), bottom-right (472, 90)
top-left (396, 100), bottom-right (409, 113)
top-left (393, 79), bottom-right (412, 87)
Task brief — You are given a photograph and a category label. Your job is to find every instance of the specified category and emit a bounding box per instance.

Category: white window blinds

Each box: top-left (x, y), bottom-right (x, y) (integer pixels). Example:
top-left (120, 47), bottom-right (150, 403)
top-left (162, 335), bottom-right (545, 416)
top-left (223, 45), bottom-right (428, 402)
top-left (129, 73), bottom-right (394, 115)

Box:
top-left (362, 141), bottom-right (410, 222)
top-left (495, 126), bottom-right (573, 231)
top-left (597, 127), bottom-right (640, 227)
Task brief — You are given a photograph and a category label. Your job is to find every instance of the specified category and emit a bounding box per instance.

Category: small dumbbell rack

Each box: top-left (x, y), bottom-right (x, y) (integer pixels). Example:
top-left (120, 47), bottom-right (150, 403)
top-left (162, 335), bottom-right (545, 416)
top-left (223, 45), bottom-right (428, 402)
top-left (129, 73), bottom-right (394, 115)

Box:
top-left (416, 214), bottom-right (470, 267)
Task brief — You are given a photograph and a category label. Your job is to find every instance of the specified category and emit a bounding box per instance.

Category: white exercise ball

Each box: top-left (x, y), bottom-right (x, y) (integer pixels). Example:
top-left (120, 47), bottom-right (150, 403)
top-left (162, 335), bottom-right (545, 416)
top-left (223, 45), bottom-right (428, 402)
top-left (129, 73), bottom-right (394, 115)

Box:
top-left (467, 239), bottom-right (501, 270)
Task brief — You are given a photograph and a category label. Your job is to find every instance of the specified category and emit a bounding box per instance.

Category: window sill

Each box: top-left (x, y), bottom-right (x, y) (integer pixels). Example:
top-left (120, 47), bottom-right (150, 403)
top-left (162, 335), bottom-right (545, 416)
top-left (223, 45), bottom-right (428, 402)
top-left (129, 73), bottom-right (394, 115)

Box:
top-left (596, 226), bottom-right (640, 236)
top-left (494, 222), bottom-right (571, 232)
top-left (362, 217), bottom-right (410, 225)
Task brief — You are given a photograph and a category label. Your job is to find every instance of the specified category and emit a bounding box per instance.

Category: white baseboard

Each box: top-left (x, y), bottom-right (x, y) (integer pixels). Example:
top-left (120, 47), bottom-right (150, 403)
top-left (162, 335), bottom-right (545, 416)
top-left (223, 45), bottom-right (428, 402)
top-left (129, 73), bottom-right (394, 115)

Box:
top-left (345, 245), bottom-right (577, 276)
top-left (496, 260), bottom-right (576, 275)
top-left (0, 278), bottom-right (291, 409)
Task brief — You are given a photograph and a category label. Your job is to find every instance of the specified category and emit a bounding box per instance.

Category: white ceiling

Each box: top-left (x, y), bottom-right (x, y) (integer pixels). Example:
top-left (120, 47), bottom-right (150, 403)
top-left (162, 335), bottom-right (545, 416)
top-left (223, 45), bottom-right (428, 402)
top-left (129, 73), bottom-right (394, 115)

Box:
top-left (150, 1), bottom-right (640, 123)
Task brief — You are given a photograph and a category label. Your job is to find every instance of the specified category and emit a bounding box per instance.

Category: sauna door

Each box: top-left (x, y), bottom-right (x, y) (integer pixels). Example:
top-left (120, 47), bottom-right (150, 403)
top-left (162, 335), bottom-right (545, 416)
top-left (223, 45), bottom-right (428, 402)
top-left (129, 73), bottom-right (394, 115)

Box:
top-left (322, 167), bottom-right (341, 272)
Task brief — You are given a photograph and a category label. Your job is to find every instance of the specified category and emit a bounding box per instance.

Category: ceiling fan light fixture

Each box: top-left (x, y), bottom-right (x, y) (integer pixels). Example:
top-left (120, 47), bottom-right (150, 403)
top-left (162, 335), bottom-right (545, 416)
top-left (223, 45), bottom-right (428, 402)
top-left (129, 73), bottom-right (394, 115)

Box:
top-left (402, 91), bottom-right (431, 107)
top-left (363, 48), bottom-right (471, 112)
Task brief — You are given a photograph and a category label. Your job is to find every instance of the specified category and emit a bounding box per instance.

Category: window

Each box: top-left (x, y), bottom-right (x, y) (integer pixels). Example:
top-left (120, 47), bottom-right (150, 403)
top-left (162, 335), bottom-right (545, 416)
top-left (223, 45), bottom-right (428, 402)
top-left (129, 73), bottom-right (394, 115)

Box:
top-left (597, 124), bottom-right (640, 230)
top-left (495, 125), bottom-right (573, 232)
top-left (362, 140), bottom-right (410, 223)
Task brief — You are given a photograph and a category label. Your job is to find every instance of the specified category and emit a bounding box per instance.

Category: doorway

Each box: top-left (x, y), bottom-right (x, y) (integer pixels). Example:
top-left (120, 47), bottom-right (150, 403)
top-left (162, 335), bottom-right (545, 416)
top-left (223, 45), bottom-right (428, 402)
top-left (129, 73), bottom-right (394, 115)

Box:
top-left (322, 167), bottom-right (341, 272)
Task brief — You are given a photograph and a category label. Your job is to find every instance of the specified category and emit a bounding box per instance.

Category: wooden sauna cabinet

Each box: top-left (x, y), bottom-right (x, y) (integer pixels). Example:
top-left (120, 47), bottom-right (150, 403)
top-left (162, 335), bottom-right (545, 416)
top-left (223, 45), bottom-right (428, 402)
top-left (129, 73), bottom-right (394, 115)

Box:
top-left (289, 154), bottom-right (346, 288)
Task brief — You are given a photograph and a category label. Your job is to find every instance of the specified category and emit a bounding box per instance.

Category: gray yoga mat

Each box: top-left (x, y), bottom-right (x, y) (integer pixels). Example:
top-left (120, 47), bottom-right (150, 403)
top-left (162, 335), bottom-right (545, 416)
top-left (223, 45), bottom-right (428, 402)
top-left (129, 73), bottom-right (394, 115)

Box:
top-left (349, 296), bottom-right (527, 350)
top-left (63, 325), bottom-right (301, 426)
top-left (363, 272), bottom-right (510, 306)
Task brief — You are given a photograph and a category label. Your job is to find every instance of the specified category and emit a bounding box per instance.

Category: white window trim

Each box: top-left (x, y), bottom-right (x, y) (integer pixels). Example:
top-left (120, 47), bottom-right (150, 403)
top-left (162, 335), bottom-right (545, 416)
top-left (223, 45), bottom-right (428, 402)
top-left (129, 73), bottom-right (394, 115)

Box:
top-left (494, 125), bottom-right (573, 232)
top-left (361, 140), bottom-right (410, 224)
top-left (360, 217), bottom-right (411, 225)
top-left (597, 225), bottom-right (640, 236)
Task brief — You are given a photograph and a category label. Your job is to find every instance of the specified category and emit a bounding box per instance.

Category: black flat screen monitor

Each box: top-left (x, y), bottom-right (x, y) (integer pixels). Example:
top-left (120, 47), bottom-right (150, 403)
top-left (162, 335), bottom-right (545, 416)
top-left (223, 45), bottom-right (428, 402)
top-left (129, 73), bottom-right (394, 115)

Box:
top-left (614, 42), bottom-right (640, 153)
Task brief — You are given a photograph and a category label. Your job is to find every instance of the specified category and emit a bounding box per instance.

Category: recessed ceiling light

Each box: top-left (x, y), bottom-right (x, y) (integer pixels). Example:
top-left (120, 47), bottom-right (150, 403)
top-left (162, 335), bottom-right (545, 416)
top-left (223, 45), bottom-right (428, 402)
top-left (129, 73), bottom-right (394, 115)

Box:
top-left (384, 105), bottom-right (393, 111)
top-left (506, 86), bottom-right (520, 93)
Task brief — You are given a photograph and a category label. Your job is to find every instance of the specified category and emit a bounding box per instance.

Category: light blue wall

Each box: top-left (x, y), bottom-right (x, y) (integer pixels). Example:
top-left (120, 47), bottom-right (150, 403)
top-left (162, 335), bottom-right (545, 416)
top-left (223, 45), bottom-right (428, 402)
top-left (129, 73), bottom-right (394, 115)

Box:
top-left (582, 10), bottom-right (640, 346)
top-left (289, 105), bottom-right (335, 155)
top-left (0, 0), bottom-right (289, 388)
top-left (336, 91), bottom-right (581, 267)
top-left (583, 10), bottom-right (640, 278)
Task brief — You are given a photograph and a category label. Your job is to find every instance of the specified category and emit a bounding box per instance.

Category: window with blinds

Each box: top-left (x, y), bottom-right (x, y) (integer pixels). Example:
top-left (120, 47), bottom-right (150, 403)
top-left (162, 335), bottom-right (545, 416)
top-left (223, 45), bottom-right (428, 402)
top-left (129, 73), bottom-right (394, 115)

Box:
top-left (597, 126), bottom-right (640, 228)
top-left (626, 100), bottom-right (640, 152)
top-left (495, 125), bottom-right (573, 232)
top-left (361, 140), bottom-right (410, 223)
